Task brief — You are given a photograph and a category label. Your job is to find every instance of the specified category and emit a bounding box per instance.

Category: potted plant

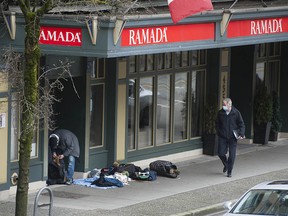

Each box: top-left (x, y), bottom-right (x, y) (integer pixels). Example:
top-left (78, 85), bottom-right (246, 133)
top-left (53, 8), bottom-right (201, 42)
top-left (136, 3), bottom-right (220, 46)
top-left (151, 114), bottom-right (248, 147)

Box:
top-left (269, 91), bottom-right (282, 141)
top-left (253, 85), bottom-right (273, 144)
top-left (202, 95), bottom-right (218, 156)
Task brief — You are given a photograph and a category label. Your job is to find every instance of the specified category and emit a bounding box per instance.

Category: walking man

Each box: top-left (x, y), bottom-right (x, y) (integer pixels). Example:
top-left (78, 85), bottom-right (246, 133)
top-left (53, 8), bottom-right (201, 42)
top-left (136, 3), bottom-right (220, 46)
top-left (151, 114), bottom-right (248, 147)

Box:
top-left (216, 98), bottom-right (245, 177)
top-left (49, 129), bottom-right (80, 185)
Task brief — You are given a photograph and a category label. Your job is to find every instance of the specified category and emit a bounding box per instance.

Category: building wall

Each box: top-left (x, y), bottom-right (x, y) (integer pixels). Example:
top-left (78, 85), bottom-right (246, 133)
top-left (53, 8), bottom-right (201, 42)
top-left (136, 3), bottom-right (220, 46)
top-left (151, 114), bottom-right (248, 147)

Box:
top-left (0, 72), bottom-right (8, 185)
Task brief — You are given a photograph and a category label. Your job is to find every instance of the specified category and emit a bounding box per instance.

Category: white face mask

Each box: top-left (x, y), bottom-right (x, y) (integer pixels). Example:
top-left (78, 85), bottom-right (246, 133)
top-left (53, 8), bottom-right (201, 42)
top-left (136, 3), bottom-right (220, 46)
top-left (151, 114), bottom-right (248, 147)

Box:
top-left (223, 106), bottom-right (229, 111)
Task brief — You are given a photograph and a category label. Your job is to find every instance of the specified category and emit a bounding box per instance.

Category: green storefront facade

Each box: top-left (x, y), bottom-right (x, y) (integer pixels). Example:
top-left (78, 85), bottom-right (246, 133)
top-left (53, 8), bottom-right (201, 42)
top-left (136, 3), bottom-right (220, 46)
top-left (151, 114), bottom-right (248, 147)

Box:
top-left (0, 1), bottom-right (288, 198)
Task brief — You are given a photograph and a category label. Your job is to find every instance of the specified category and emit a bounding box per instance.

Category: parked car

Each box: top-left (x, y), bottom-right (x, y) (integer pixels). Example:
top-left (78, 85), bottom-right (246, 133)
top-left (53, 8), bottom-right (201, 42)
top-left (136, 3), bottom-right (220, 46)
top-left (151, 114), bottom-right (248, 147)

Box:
top-left (224, 180), bottom-right (288, 215)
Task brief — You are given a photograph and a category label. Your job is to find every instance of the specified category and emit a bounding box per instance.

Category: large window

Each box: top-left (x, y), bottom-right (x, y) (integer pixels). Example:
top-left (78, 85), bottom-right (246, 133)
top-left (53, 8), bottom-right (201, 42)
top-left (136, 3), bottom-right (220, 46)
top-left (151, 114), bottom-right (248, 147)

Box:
top-left (256, 43), bottom-right (281, 94)
top-left (90, 84), bottom-right (104, 148)
top-left (10, 93), bottom-right (20, 161)
top-left (174, 72), bottom-right (188, 141)
top-left (10, 92), bottom-right (39, 161)
top-left (138, 77), bottom-right (154, 148)
top-left (156, 74), bottom-right (171, 145)
top-left (88, 58), bottom-right (106, 148)
top-left (191, 70), bottom-right (205, 137)
top-left (128, 50), bottom-right (206, 151)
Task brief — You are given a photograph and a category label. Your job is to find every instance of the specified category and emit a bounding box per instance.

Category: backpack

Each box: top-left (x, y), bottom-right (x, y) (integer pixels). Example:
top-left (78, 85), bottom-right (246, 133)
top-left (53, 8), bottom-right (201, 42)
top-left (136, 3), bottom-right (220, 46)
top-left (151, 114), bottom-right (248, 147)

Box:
top-left (149, 160), bottom-right (180, 178)
top-left (110, 163), bottom-right (142, 178)
top-left (46, 158), bottom-right (66, 185)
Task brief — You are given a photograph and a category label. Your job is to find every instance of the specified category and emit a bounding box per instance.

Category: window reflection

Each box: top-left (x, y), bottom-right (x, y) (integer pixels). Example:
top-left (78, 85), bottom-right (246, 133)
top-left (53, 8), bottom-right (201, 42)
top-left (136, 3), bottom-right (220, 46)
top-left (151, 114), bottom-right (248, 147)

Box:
top-left (139, 55), bottom-right (146, 72)
top-left (156, 75), bottom-right (171, 144)
top-left (138, 77), bottom-right (154, 148)
top-left (11, 93), bottom-right (20, 161)
top-left (257, 44), bottom-right (266, 58)
top-left (267, 61), bottom-right (280, 93)
top-left (192, 50), bottom-right (206, 66)
top-left (10, 92), bottom-right (39, 160)
top-left (127, 50), bottom-right (206, 150)
top-left (129, 56), bottom-right (136, 73)
top-left (165, 53), bottom-right (172, 69)
top-left (191, 71), bottom-right (205, 137)
top-left (174, 72), bottom-right (188, 141)
top-left (256, 55), bottom-right (280, 94)
top-left (128, 79), bottom-right (136, 150)
top-left (147, 54), bottom-right (154, 71)
top-left (256, 62), bottom-right (265, 92)
top-left (157, 53), bottom-right (165, 70)
top-left (90, 84), bottom-right (104, 148)
top-left (176, 51), bottom-right (189, 68)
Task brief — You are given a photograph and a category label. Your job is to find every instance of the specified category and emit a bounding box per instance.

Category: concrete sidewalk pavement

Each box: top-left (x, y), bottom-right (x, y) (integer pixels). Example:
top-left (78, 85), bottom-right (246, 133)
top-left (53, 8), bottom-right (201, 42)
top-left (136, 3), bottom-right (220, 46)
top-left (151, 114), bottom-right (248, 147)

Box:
top-left (1, 139), bottom-right (288, 216)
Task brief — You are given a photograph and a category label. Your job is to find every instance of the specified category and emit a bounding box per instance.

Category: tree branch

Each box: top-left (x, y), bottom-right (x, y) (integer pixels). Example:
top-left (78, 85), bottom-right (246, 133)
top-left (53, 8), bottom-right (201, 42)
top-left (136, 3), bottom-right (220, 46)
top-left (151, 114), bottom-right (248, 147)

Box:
top-left (36, 0), bottom-right (53, 16)
top-left (17, 0), bottom-right (29, 16)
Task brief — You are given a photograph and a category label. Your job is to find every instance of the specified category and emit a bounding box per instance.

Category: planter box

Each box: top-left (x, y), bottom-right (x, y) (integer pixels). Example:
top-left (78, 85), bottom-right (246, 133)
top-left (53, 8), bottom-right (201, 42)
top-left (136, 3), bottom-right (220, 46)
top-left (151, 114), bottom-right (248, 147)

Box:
top-left (253, 122), bottom-right (272, 145)
top-left (269, 131), bottom-right (278, 141)
top-left (202, 134), bottom-right (218, 156)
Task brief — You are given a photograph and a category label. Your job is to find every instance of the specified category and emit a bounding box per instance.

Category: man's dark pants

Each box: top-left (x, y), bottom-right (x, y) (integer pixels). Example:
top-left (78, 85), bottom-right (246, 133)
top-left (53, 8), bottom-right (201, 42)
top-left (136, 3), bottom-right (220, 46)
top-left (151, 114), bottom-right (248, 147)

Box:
top-left (218, 136), bottom-right (237, 174)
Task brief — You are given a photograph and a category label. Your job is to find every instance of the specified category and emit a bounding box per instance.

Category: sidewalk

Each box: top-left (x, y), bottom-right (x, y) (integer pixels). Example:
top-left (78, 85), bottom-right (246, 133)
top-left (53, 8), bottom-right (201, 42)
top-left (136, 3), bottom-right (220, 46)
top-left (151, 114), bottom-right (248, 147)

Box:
top-left (1, 139), bottom-right (288, 216)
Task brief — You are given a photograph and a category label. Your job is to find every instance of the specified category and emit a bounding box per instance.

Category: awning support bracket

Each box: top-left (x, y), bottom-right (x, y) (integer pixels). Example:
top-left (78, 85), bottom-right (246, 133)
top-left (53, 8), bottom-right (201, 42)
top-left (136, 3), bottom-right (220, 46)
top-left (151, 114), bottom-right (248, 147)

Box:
top-left (221, 10), bottom-right (233, 36)
top-left (86, 16), bottom-right (98, 45)
top-left (113, 17), bottom-right (126, 45)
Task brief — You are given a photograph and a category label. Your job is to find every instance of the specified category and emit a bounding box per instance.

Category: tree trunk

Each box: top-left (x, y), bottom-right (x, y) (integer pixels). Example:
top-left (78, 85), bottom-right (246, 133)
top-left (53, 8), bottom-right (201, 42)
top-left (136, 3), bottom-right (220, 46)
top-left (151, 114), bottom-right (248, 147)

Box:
top-left (15, 13), bottom-right (40, 216)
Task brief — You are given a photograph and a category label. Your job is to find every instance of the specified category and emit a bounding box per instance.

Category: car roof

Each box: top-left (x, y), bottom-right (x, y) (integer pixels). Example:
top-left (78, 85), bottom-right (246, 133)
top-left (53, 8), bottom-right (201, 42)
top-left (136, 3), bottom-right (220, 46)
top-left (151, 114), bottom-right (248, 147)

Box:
top-left (249, 180), bottom-right (288, 191)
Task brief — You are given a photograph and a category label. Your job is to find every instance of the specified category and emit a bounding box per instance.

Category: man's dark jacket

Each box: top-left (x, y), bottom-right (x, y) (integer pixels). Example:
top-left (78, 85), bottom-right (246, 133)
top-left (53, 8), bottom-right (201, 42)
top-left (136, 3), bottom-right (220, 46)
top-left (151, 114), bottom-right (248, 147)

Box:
top-left (215, 106), bottom-right (245, 140)
top-left (51, 129), bottom-right (80, 158)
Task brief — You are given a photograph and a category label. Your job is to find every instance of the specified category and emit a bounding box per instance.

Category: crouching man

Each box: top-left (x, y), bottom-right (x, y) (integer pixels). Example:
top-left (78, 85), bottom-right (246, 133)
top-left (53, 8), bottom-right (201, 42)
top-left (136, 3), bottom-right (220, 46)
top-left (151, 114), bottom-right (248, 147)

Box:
top-left (49, 129), bottom-right (80, 185)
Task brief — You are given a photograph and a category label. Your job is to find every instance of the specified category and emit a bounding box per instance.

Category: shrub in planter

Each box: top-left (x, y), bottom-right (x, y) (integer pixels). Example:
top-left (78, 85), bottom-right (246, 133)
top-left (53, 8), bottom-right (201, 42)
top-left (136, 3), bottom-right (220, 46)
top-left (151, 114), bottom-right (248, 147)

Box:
top-left (269, 91), bottom-right (282, 141)
top-left (253, 85), bottom-right (272, 144)
top-left (203, 96), bottom-right (218, 155)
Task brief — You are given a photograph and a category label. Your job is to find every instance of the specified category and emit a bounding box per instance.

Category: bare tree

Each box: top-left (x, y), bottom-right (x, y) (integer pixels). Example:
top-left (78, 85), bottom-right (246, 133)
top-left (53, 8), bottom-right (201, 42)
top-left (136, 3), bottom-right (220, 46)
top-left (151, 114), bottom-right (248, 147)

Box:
top-left (15, 1), bottom-right (53, 215)
top-left (2, 48), bottom-right (77, 130)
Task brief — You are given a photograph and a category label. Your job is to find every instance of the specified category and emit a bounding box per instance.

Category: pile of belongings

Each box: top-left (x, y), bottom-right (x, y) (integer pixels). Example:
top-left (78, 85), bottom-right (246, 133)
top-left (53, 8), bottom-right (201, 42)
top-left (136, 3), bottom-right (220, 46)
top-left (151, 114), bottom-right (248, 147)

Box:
top-left (91, 162), bottom-right (158, 182)
top-left (73, 160), bottom-right (180, 189)
top-left (109, 162), bottom-right (157, 181)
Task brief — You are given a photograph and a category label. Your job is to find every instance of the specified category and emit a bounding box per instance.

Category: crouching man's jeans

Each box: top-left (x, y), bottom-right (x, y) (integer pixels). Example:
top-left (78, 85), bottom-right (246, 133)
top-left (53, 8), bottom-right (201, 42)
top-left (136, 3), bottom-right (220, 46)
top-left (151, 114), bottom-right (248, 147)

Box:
top-left (66, 155), bottom-right (75, 180)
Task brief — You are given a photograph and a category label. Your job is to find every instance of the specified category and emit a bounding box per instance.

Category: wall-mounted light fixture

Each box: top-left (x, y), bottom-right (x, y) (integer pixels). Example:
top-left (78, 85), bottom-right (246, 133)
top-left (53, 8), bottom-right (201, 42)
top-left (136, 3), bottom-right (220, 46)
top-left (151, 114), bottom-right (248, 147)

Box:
top-left (11, 172), bottom-right (18, 186)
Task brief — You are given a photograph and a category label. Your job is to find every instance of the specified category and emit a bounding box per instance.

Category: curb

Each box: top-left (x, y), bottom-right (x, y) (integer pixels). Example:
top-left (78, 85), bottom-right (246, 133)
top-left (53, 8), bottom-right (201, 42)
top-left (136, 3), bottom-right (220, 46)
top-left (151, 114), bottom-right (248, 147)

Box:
top-left (170, 203), bottom-right (224, 216)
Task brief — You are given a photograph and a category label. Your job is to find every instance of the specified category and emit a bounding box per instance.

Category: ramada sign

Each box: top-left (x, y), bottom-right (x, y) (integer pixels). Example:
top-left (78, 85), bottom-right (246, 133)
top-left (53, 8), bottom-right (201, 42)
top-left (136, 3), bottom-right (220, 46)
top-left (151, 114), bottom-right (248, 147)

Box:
top-left (121, 23), bottom-right (215, 46)
top-left (121, 17), bottom-right (288, 46)
top-left (227, 17), bottom-right (288, 38)
top-left (39, 26), bottom-right (82, 46)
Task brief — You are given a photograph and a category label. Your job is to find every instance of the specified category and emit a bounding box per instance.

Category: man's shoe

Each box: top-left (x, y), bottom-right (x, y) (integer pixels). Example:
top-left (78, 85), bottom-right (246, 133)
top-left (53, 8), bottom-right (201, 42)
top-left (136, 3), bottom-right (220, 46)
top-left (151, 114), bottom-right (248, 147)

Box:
top-left (65, 179), bottom-right (73, 185)
top-left (227, 173), bottom-right (232, 178)
top-left (223, 166), bottom-right (227, 173)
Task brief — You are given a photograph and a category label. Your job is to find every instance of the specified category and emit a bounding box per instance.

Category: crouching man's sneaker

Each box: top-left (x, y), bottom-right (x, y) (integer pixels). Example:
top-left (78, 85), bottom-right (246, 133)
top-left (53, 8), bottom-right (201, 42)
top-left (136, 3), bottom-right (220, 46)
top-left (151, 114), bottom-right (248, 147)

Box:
top-left (65, 179), bottom-right (73, 185)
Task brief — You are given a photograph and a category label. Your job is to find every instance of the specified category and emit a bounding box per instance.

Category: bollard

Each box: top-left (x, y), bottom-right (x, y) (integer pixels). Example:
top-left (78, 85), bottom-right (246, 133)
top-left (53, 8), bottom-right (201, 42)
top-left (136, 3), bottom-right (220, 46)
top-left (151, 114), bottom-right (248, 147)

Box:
top-left (33, 186), bottom-right (54, 216)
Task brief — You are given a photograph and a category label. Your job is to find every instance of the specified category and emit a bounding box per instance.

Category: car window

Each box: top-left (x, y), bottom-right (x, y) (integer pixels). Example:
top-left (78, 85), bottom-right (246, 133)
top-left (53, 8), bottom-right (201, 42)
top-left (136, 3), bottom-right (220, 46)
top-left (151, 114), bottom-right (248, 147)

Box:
top-left (231, 189), bottom-right (288, 215)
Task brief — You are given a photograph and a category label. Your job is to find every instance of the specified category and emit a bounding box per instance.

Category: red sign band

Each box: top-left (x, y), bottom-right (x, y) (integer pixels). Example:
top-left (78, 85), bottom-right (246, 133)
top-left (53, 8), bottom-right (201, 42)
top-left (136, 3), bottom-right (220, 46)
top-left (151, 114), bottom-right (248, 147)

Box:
top-left (39, 26), bottom-right (82, 46)
top-left (227, 17), bottom-right (288, 38)
top-left (121, 23), bottom-right (215, 46)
